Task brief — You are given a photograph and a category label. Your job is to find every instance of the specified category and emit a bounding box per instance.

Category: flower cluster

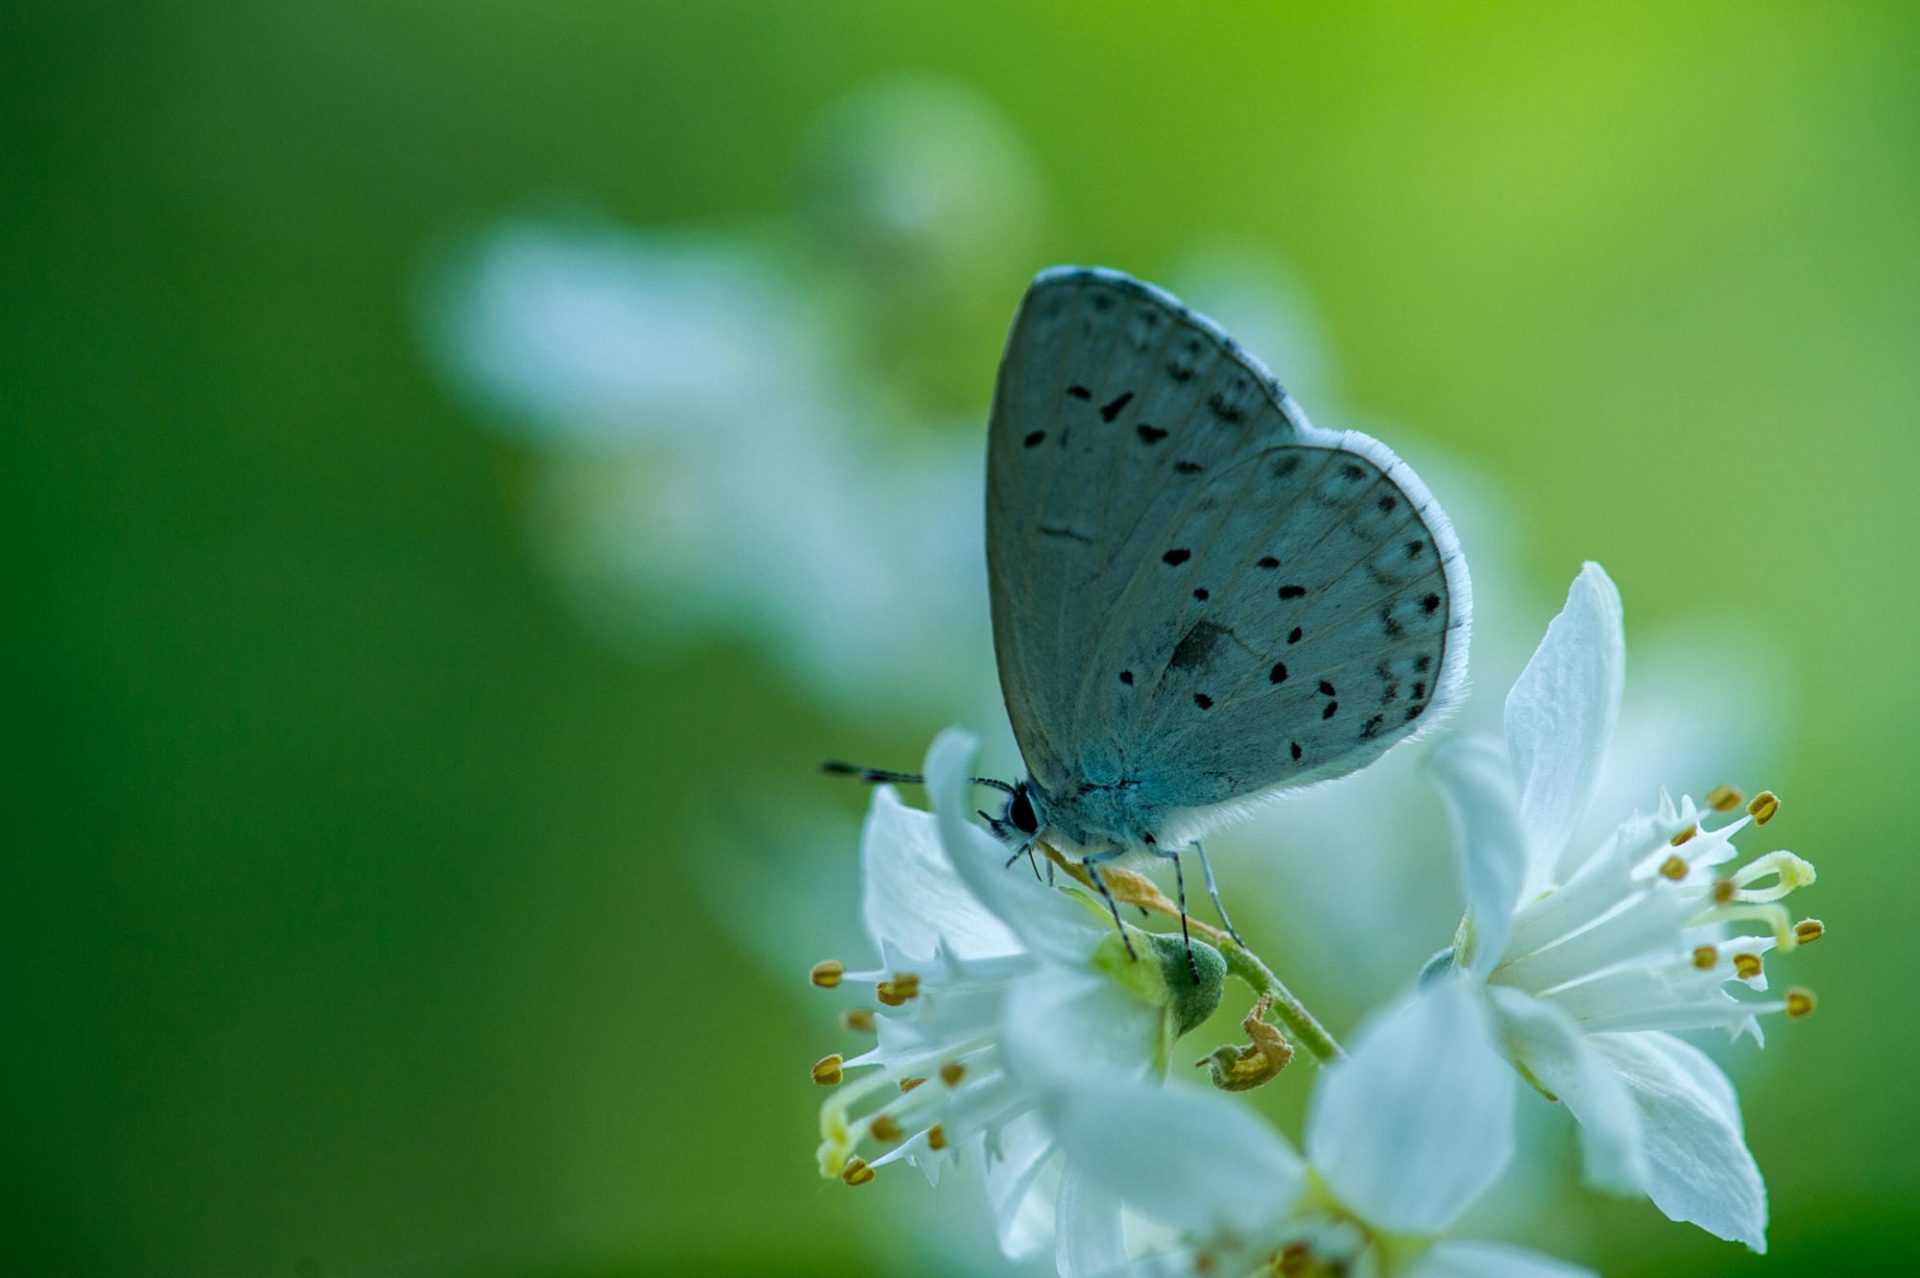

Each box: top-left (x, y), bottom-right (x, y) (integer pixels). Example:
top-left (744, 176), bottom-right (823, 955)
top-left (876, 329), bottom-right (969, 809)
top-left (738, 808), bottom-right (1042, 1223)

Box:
top-left (806, 564), bottom-right (1825, 1275)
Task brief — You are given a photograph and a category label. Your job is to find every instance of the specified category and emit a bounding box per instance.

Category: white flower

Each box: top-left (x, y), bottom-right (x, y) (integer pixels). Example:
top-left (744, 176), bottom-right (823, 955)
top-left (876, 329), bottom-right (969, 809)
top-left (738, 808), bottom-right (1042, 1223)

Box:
top-left (809, 728), bottom-right (1224, 1264)
top-left (1047, 977), bottom-right (1595, 1278)
top-left (1427, 562), bottom-right (1823, 1251)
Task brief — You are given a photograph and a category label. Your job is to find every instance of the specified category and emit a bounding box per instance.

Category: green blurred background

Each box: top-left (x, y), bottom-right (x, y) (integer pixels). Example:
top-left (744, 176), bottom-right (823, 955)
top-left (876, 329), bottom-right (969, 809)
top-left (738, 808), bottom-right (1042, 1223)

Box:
top-left (9, 2), bottom-right (1918, 1274)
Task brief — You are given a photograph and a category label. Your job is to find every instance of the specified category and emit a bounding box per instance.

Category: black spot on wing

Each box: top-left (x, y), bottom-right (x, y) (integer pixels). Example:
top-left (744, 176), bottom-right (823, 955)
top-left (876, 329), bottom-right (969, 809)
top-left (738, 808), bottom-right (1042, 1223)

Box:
top-left (1174, 460), bottom-right (1204, 474)
top-left (1207, 391), bottom-right (1244, 423)
top-left (1067, 385), bottom-right (1092, 399)
top-left (1137, 424), bottom-right (1168, 444)
top-left (1194, 693), bottom-right (1213, 710)
top-left (1278, 584), bottom-right (1306, 600)
top-left (1269, 663), bottom-right (1288, 684)
top-left (1257, 555), bottom-right (1280, 569)
top-left (1287, 626), bottom-right (1303, 645)
top-left (1100, 391), bottom-right (1135, 422)
top-left (1023, 430), bottom-right (1046, 448)
top-left (1119, 670), bottom-right (1134, 685)
top-left (1162, 547), bottom-right (1191, 565)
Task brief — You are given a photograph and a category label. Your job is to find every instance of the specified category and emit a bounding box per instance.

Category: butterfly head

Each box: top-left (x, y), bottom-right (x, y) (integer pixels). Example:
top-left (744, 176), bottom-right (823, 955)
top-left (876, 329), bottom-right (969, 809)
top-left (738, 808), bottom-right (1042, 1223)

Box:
top-left (979, 777), bottom-right (1047, 845)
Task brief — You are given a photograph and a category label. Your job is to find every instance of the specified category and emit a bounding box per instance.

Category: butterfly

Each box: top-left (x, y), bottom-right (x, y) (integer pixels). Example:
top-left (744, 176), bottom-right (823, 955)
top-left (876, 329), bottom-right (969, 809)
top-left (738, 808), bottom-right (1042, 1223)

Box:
top-left (834, 266), bottom-right (1470, 964)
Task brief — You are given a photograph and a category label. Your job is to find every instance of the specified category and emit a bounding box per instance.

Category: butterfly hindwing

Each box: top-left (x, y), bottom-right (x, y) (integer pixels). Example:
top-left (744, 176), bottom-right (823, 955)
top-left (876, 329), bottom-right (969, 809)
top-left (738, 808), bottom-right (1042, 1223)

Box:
top-left (986, 267), bottom-right (1469, 839)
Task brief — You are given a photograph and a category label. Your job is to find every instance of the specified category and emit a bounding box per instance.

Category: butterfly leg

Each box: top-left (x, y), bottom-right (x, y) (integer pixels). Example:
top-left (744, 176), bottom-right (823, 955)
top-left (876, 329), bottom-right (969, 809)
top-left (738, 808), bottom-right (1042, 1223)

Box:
top-left (1080, 853), bottom-right (1138, 961)
top-left (1170, 852), bottom-right (1201, 985)
top-left (1000, 842), bottom-right (1042, 881)
top-left (1193, 841), bottom-right (1243, 945)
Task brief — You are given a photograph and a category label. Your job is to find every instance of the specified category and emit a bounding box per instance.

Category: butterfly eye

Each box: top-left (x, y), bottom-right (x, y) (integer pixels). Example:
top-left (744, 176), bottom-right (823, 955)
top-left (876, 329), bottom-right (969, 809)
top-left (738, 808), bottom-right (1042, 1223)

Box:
top-left (1007, 786), bottom-right (1039, 836)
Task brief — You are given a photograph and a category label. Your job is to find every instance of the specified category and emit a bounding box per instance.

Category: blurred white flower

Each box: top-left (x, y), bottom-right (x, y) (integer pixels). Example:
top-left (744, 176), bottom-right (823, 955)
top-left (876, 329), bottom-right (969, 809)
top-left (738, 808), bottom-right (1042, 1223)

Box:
top-left (1048, 977), bottom-right (1594, 1278)
top-left (1427, 562), bottom-right (1822, 1252)
top-left (809, 729), bottom-right (1224, 1267)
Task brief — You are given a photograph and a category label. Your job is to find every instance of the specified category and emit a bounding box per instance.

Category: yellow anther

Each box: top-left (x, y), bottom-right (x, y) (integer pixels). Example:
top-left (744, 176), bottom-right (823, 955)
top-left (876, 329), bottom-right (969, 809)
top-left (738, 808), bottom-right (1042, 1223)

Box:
top-left (1659, 854), bottom-right (1690, 881)
top-left (1713, 878), bottom-right (1736, 904)
top-left (876, 973), bottom-right (921, 1006)
top-left (1733, 953), bottom-right (1763, 979)
top-left (869, 1113), bottom-right (903, 1143)
top-left (811, 1054), bottom-right (844, 1086)
top-left (1786, 987), bottom-right (1816, 1019)
top-left (1707, 785), bottom-right (1744, 812)
top-left (1276, 1242), bottom-right (1311, 1276)
top-left (840, 1156), bottom-right (876, 1186)
top-left (939, 1062), bottom-right (966, 1087)
top-left (1748, 791), bottom-right (1780, 825)
top-left (810, 960), bottom-right (845, 989)
top-left (1794, 917), bottom-right (1826, 946)
top-left (926, 1124), bottom-right (947, 1151)
top-left (842, 1007), bottom-right (875, 1033)
top-left (1671, 825), bottom-right (1699, 847)
top-left (898, 1076), bottom-right (926, 1093)
top-left (1692, 945), bottom-right (1719, 970)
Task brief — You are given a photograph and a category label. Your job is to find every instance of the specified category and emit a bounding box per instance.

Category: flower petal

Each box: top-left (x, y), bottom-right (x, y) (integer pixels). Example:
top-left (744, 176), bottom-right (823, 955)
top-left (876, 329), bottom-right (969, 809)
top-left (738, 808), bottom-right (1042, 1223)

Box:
top-left (1504, 562), bottom-right (1624, 890)
top-left (979, 1111), bottom-right (1060, 1259)
top-left (1055, 1162), bottom-right (1130, 1278)
top-left (1587, 1031), bottom-right (1768, 1251)
top-left (1487, 986), bottom-right (1647, 1193)
top-left (1000, 967), bottom-right (1162, 1090)
top-left (1306, 977), bottom-right (1514, 1233)
top-left (1051, 1075), bottom-right (1305, 1238)
top-left (1428, 735), bottom-right (1529, 977)
top-left (926, 728), bottom-right (1107, 962)
top-left (860, 786), bottom-right (1024, 962)
top-left (1412, 1241), bottom-right (1599, 1278)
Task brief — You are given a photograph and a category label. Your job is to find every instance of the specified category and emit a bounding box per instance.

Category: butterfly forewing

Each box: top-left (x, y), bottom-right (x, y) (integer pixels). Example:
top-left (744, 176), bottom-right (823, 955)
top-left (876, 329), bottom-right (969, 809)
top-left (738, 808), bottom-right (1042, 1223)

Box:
top-left (987, 267), bottom-right (1468, 838)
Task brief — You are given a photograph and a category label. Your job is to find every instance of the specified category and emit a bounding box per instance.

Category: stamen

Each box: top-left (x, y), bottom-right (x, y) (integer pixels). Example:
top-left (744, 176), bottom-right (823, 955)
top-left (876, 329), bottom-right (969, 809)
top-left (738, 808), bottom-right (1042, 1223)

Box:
top-left (1794, 917), bottom-right (1826, 946)
top-left (811, 1054), bottom-right (844, 1086)
top-left (926, 1123), bottom-right (947, 1151)
top-left (1277, 1242), bottom-right (1311, 1276)
top-left (1692, 944), bottom-right (1719, 970)
top-left (1707, 785), bottom-right (1744, 812)
top-left (840, 1157), bottom-right (876, 1186)
top-left (1659, 854), bottom-right (1690, 881)
top-left (1733, 953), bottom-right (1763, 979)
top-left (898, 1076), bottom-right (926, 1093)
top-left (869, 1114), bottom-right (902, 1143)
top-left (842, 1007), bottom-right (875, 1033)
top-left (1748, 791), bottom-right (1780, 825)
top-left (876, 973), bottom-right (921, 1006)
top-left (810, 960), bottom-right (844, 989)
top-left (939, 1061), bottom-right (966, 1086)
top-left (1671, 824), bottom-right (1699, 847)
top-left (1786, 987), bottom-right (1816, 1019)
top-left (1713, 878), bottom-right (1736, 904)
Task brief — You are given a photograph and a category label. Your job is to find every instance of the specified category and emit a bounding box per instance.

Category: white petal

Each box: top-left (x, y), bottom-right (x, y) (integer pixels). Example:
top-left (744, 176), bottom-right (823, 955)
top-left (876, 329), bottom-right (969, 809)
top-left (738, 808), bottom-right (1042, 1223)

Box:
top-left (1001, 968), bottom-right (1161, 1091)
top-left (1588, 1031), bottom-right (1768, 1251)
top-left (1504, 562), bottom-right (1624, 891)
top-left (1055, 1163), bottom-right (1130, 1278)
top-left (926, 728), bottom-right (1106, 962)
top-left (1487, 987), bottom-right (1647, 1193)
top-left (1412, 1241), bottom-right (1599, 1278)
top-left (1307, 978), bottom-right (1513, 1234)
top-left (1427, 735), bottom-right (1529, 976)
top-left (860, 786), bottom-right (1024, 962)
top-left (979, 1112), bottom-right (1060, 1259)
top-left (1051, 1076), bottom-right (1305, 1238)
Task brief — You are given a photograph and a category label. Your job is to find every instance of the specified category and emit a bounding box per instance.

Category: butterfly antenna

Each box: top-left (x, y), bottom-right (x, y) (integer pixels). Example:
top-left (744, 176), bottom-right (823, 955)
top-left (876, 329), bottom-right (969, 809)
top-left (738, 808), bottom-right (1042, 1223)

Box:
top-left (820, 760), bottom-right (1016, 794)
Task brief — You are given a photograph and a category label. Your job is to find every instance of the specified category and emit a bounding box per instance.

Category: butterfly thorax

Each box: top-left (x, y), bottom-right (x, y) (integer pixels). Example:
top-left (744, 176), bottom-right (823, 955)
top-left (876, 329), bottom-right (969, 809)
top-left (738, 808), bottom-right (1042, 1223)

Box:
top-left (1018, 772), bottom-right (1167, 862)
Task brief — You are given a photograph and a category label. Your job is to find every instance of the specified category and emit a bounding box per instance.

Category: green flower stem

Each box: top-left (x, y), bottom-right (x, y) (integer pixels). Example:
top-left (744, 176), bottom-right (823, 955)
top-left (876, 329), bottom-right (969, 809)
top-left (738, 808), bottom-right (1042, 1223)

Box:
top-left (1222, 941), bottom-right (1344, 1063)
